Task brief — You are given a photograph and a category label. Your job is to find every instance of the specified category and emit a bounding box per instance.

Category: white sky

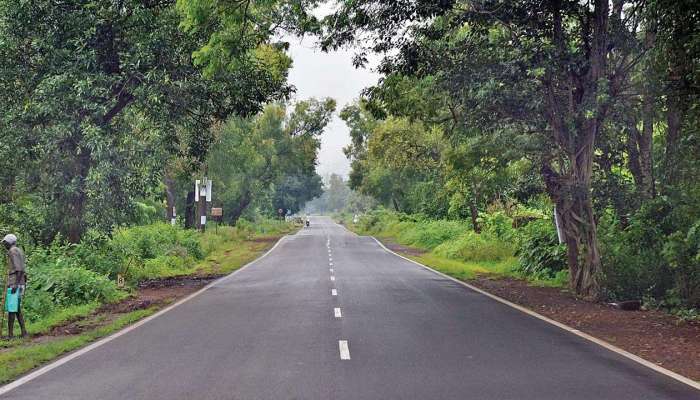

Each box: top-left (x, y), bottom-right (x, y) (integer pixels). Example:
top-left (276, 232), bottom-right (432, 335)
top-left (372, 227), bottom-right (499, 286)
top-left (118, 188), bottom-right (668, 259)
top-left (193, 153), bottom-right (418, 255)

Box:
top-left (286, 36), bottom-right (379, 179)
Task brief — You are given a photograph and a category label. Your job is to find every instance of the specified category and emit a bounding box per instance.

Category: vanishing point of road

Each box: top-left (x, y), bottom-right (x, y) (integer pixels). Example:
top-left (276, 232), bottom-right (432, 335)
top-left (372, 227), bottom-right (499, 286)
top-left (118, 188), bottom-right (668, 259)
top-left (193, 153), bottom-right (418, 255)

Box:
top-left (2, 217), bottom-right (698, 399)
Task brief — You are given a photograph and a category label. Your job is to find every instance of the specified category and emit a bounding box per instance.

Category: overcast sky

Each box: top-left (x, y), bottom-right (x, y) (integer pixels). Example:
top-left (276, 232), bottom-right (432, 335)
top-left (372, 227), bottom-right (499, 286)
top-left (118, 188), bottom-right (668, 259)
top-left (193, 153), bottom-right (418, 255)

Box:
top-left (285, 36), bottom-right (379, 180)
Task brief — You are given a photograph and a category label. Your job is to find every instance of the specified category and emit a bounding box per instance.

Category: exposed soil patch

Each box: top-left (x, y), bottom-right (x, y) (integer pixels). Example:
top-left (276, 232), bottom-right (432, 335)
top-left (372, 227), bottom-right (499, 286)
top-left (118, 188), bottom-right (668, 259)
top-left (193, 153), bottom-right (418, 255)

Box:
top-left (138, 275), bottom-right (223, 289)
top-left (470, 276), bottom-right (700, 381)
top-left (250, 236), bottom-right (278, 243)
top-left (381, 239), bottom-right (427, 257)
top-left (37, 274), bottom-right (223, 340)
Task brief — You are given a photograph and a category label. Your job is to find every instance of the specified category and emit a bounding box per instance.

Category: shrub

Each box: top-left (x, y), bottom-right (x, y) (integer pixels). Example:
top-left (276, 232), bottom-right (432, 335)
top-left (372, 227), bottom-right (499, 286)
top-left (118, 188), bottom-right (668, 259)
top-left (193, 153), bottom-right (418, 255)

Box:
top-left (434, 231), bottom-right (514, 262)
top-left (662, 219), bottom-right (700, 307)
top-left (397, 219), bottom-right (470, 250)
top-left (598, 203), bottom-right (675, 302)
top-left (109, 223), bottom-right (204, 282)
top-left (516, 219), bottom-right (567, 277)
top-left (479, 211), bottom-right (516, 242)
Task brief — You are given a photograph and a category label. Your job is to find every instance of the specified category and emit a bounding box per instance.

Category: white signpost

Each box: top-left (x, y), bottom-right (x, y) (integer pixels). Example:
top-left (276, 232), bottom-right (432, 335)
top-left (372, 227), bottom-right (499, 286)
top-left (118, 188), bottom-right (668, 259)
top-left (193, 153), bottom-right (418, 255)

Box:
top-left (195, 178), bottom-right (212, 232)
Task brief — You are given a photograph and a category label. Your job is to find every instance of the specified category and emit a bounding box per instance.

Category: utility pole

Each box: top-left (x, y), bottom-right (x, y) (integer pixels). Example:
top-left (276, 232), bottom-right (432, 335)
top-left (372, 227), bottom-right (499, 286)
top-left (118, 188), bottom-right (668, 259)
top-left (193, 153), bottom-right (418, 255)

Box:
top-left (195, 178), bottom-right (212, 232)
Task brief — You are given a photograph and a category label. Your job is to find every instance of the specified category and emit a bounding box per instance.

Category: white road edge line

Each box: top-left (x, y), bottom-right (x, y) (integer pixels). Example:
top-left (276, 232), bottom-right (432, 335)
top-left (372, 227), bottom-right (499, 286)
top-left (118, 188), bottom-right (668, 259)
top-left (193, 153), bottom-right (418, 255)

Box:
top-left (331, 289), bottom-right (338, 296)
top-left (338, 340), bottom-right (351, 360)
top-left (371, 236), bottom-right (700, 392)
top-left (0, 235), bottom-right (291, 396)
top-left (334, 307), bottom-right (342, 318)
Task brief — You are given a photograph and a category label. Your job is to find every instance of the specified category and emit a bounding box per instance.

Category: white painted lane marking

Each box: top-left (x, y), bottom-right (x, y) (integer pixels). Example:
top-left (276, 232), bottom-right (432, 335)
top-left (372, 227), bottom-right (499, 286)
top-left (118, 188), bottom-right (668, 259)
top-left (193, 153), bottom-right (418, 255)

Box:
top-left (338, 340), bottom-right (351, 360)
top-left (329, 262), bottom-right (333, 266)
top-left (370, 236), bottom-right (700, 392)
top-left (330, 268), bottom-right (334, 273)
top-left (0, 236), bottom-right (291, 396)
top-left (330, 276), bottom-right (335, 281)
top-left (334, 308), bottom-right (342, 318)
top-left (331, 289), bottom-right (338, 296)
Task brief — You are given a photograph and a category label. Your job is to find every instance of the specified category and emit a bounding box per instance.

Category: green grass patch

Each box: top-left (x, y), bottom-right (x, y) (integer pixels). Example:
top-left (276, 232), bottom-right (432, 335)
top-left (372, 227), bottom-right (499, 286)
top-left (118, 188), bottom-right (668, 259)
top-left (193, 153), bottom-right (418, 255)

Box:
top-left (412, 253), bottom-right (519, 281)
top-left (197, 236), bottom-right (279, 276)
top-left (0, 308), bottom-right (156, 384)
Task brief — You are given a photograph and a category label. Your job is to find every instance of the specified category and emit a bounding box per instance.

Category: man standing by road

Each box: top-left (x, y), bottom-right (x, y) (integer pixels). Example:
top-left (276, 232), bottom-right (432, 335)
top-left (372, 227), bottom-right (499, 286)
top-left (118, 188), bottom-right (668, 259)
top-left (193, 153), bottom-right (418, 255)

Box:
top-left (3, 234), bottom-right (27, 338)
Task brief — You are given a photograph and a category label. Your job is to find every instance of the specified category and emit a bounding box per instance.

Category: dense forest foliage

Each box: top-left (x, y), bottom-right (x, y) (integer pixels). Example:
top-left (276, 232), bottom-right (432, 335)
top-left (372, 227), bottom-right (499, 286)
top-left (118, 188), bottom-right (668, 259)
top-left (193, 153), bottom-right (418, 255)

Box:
top-left (0, 0), bottom-right (327, 324)
top-left (0, 0), bottom-right (325, 245)
top-left (324, 0), bottom-right (700, 307)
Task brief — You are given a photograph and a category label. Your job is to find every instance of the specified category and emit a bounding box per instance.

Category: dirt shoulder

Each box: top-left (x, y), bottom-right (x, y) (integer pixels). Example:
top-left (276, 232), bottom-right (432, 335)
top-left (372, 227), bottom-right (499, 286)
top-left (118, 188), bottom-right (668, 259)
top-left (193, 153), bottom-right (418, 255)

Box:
top-left (379, 238), bottom-right (700, 382)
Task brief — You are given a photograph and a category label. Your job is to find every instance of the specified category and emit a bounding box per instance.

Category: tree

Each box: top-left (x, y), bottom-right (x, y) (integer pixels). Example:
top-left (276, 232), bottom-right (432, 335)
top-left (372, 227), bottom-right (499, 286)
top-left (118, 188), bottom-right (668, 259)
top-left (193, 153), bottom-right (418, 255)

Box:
top-left (206, 98), bottom-right (335, 224)
top-left (0, 0), bottom-right (298, 242)
top-left (323, 0), bottom-right (661, 300)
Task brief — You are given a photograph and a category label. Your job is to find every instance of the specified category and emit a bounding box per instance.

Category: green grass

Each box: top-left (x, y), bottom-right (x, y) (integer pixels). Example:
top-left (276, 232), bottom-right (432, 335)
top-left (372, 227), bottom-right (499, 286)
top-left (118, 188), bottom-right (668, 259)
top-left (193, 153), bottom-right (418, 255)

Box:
top-left (411, 253), bottom-right (519, 281)
top-left (197, 235), bottom-right (282, 275)
top-left (0, 308), bottom-right (156, 384)
top-left (343, 213), bottom-right (566, 288)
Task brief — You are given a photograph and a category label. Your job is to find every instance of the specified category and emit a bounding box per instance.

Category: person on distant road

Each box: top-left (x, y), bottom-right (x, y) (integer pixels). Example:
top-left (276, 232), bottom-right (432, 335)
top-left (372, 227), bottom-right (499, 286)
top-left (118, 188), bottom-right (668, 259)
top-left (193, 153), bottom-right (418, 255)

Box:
top-left (3, 234), bottom-right (27, 338)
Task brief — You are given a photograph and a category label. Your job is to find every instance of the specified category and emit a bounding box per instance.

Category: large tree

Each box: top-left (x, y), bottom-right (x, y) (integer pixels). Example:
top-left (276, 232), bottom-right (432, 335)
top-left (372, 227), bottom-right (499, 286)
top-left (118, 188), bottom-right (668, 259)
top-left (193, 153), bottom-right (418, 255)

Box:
top-left (323, 0), bottom-right (659, 300)
top-left (0, 0), bottom-right (296, 242)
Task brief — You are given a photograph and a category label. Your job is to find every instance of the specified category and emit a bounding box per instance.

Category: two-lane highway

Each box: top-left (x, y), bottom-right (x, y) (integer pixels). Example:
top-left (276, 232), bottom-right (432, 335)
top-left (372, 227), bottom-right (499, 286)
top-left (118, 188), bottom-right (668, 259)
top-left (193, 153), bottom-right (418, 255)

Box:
top-left (2, 217), bottom-right (698, 399)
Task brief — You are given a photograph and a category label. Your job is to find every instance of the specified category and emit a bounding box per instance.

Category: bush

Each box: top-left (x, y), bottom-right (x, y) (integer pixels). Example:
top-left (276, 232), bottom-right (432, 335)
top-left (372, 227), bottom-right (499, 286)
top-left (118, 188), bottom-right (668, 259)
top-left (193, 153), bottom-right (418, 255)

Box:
top-left (598, 201), bottom-right (677, 302)
top-left (397, 219), bottom-right (470, 250)
top-left (516, 219), bottom-right (567, 277)
top-left (662, 219), bottom-right (700, 307)
top-left (23, 243), bottom-right (124, 320)
top-left (434, 231), bottom-right (514, 262)
top-left (109, 223), bottom-right (204, 282)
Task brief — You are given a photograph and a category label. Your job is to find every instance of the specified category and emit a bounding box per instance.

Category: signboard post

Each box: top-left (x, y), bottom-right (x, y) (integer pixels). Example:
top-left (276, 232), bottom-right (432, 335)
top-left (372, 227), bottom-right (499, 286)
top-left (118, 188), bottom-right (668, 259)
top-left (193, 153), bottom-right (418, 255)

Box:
top-left (195, 178), bottom-right (212, 232)
top-left (212, 208), bottom-right (223, 233)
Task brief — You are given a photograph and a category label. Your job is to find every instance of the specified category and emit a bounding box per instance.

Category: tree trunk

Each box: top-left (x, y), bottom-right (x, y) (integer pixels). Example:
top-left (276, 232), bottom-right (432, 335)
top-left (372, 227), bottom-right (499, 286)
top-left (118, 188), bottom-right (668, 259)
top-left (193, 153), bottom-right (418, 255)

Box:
top-left (184, 190), bottom-right (195, 229)
top-left (664, 88), bottom-right (682, 189)
top-left (230, 190), bottom-right (252, 226)
top-left (164, 171), bottom-right (176, 222)
top-left (391, 196), bottom-right (401, 212)
top-left (638, 24), bottom-right (656, 199)
top-left (542, 159), bottom-right (603, 301)
top-left (469, 197), bottom-right (480, 233)
top-left (66, 149), bottom-right (91, 243)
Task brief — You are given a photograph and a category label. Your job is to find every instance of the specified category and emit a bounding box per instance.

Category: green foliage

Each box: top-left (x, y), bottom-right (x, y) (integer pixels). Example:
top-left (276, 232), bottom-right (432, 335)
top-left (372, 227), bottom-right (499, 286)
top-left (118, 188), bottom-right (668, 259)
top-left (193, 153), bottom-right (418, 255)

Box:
top-left (516, 219), bottom-right (567, 277)
top-left (109, 223), bottom-right (204, 282)
top-left (24, 242), bottom-right (125, 321)
top-left (434, 232), bottom-right (514, 262)
top-left (207, 99), bottom-right (334, 224)
top-left (661, 219), bottom-right (700, 306)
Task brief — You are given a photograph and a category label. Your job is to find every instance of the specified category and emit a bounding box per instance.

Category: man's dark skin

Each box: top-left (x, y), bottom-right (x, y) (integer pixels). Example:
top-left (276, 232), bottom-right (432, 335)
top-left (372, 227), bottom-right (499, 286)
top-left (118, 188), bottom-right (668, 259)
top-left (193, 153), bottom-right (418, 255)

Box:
top-left (4, 240), bottom-right (27, 338)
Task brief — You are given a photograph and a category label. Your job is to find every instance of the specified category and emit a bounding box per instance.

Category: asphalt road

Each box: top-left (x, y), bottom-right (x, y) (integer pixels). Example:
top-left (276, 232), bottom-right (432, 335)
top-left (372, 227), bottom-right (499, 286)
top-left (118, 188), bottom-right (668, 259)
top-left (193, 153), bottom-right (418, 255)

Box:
top-left (2, 217), bottom-right (698, 399)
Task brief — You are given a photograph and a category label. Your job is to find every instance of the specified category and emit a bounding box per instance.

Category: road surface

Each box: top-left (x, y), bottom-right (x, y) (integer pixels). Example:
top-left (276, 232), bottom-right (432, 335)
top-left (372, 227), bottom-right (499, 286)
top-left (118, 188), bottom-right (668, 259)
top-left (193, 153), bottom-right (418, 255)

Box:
top-left (2, 217), bottom-right (698, 399)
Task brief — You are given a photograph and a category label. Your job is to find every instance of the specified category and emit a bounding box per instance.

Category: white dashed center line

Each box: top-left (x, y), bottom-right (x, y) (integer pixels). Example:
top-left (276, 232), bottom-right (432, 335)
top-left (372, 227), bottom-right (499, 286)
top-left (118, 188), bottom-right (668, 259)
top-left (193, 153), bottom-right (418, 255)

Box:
top-left (334, 308), bottom-right (342, 318)
top-left (330, 268), bottom-right (334, 273)
top-left (331, 289), bottom-right (337, 296)
top-left (330, 276), bottom-right (335, 281)
top-left (338, 340), bottom-right (351, 360)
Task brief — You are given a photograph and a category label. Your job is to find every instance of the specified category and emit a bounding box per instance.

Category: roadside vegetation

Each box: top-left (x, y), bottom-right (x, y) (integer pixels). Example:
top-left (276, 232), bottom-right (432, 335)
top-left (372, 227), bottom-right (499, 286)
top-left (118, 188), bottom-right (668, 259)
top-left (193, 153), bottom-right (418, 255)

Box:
top-left (0, 218), bottom-right (297, 383)
top-left (322, 1), bottom-right (700, 318)
top-left (341, 209), bottom-right (568, 288)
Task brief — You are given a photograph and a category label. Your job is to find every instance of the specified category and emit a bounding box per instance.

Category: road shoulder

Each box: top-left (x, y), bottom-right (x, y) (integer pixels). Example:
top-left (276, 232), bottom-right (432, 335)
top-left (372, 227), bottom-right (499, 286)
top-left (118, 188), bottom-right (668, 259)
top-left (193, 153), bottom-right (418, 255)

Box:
top-left (371, 235), bottom-right (700, 389)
